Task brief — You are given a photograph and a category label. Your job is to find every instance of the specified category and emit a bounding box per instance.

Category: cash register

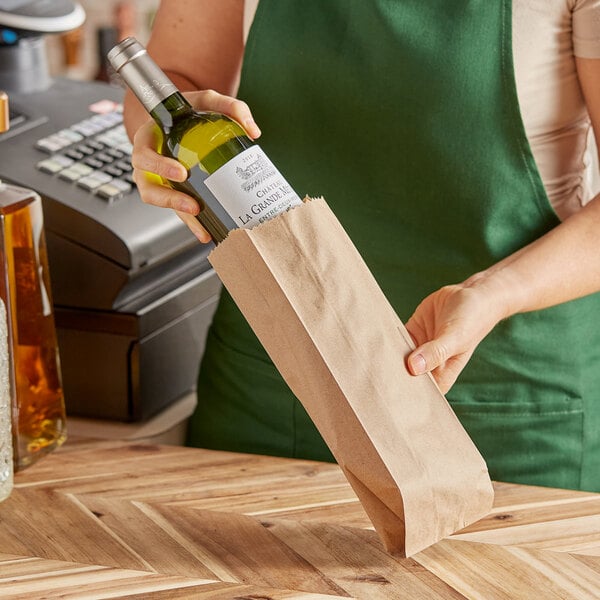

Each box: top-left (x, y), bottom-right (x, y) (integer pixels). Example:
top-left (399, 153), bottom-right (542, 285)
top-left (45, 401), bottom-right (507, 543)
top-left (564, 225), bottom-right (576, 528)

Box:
top-left (0, 1), bottom-right (221, 422)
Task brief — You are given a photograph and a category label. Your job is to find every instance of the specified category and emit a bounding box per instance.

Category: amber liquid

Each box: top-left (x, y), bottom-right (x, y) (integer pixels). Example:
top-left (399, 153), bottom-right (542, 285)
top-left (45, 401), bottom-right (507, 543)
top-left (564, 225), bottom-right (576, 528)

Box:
top-left (0, 194), bottom-right (66, 470)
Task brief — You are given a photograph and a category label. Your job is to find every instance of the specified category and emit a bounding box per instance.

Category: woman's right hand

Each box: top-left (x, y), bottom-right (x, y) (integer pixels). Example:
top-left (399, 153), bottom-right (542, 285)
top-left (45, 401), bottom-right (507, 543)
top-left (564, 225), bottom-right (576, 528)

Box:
top-left (130, 89), bottom-right (261, 243)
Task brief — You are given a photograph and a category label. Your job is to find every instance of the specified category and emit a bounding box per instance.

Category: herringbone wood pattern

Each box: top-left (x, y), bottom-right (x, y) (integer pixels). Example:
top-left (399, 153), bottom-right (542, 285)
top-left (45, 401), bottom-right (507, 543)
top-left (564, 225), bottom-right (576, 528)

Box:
top-left (1, 440), bottom-right (600, 598)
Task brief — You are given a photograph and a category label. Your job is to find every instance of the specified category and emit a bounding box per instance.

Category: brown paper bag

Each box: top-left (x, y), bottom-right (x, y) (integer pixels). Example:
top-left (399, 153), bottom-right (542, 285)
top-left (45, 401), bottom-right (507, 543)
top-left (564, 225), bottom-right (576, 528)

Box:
top-left (209, 197), bottom-right (494, 556)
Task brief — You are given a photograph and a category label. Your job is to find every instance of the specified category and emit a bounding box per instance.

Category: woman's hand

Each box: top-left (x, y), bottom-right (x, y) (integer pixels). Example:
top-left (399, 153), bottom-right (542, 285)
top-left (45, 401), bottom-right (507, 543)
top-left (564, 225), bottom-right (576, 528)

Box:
top-left (405, 275), bottom-right (513, 394)
top-left (131, 90), bottom-right (261, 243)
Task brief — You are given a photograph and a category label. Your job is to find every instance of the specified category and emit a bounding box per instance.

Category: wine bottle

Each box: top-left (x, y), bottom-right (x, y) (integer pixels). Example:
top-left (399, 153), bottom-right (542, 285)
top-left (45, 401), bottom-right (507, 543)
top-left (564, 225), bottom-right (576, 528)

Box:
top-left (107, 37), bottom-right (302, 242)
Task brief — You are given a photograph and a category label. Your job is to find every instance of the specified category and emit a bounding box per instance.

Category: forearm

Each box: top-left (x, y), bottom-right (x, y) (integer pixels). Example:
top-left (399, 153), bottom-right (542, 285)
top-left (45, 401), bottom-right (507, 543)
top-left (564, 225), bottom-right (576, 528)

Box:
top-left (122, 0), bottom-right (244, 139)
top-left (465, 193), bottom-right (600, 320)
top-left (406, 58), bottom-right (600, 391)
top-left (405, 195), bottom-right (600, 391)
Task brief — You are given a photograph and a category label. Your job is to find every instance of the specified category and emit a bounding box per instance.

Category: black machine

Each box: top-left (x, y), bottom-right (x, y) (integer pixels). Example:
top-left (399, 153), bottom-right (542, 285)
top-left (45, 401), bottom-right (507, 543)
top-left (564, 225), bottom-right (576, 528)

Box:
top-left (0, 1), bottom-right (221, 421)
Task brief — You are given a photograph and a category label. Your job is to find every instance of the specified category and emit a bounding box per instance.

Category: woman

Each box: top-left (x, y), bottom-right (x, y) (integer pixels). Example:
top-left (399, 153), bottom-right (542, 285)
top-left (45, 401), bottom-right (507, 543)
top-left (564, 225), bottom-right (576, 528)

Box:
top-left (124, 0), bottom-right (600, 491)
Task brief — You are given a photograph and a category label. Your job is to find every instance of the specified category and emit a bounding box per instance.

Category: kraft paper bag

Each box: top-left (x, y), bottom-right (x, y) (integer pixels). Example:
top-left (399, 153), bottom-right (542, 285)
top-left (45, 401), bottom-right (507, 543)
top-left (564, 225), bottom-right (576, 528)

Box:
top-left (209, 197), bottom-right (494, 556)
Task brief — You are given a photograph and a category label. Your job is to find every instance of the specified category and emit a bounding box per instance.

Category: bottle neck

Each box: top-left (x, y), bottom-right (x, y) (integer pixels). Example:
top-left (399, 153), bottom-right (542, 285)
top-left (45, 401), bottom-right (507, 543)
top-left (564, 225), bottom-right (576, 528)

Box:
top-left (150, 92), bottom-right (192, 130)
top-left (113, 42), bottom-right (181, 114)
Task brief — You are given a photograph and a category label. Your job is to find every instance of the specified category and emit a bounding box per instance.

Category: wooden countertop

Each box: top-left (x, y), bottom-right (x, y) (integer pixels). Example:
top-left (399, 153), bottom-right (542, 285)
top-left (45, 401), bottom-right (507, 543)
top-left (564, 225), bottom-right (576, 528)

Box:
top-left (1, 439), bottom-right (600, 599)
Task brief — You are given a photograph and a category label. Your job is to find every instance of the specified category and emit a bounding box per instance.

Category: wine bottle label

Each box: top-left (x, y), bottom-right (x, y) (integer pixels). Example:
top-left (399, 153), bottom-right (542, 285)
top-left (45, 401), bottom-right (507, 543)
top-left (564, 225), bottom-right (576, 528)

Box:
top-left (204, 146), bottom-right (302, 229)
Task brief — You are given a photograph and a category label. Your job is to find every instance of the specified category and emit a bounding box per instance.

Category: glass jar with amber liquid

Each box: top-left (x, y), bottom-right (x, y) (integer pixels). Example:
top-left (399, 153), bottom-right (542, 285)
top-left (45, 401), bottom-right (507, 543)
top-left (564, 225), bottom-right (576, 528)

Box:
top-left (0, 181), bottom-right (66, 470)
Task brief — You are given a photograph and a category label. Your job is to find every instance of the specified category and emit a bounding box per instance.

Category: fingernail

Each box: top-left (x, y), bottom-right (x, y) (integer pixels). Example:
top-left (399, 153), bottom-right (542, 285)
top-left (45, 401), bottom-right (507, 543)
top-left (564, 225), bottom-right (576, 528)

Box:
top-left (410, 353), bottom-right (427, 375)
top-left (194, 229), bottom-right (212, 243)
top-left (245, 118), bottom-right (261, 138)
top-left (181, 200), bottom-right (198, 214)
top-left (167, 166), bottom-right (185, 180)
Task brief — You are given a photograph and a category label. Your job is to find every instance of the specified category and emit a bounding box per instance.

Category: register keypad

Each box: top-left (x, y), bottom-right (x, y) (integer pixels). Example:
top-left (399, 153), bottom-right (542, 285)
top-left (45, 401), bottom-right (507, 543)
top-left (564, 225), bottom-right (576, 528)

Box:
top-left (35, 107), bottom-right (135, 201)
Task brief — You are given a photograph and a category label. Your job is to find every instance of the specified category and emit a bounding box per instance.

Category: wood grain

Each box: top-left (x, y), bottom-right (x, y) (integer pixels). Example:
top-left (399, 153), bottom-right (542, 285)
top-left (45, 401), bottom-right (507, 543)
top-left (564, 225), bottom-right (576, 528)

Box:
top-left (0, 439), bottom-right (599, 598)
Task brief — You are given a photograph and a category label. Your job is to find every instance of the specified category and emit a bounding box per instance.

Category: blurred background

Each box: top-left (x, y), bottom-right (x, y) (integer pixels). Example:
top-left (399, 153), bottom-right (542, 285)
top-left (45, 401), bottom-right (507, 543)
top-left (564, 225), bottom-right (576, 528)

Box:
top-left (46, 0), bottom-right (159, 82)
top-left (0, 0), bottom-right (220, 446)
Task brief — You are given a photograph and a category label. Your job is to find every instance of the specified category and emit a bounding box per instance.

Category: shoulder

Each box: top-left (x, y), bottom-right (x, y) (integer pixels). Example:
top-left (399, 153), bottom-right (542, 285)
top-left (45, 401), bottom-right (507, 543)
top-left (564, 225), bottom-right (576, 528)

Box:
top-left (514, 0), bottom-right (600, 58)
top-left (570, 0), bottom-right (600, 58)
top-left (570, 0), bottom-right (600, 12)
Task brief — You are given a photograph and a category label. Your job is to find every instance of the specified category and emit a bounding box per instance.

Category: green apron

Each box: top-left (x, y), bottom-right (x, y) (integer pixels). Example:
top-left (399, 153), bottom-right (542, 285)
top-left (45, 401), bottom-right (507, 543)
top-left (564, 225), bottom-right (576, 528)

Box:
top-left (189, 0), bottom-right (600, 491)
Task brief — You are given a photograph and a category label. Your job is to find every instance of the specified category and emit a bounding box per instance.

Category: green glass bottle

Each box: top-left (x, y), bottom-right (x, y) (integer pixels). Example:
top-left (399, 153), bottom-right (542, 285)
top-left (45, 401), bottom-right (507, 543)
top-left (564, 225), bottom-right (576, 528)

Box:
top-left (108, 37), bottom-right (302, 242)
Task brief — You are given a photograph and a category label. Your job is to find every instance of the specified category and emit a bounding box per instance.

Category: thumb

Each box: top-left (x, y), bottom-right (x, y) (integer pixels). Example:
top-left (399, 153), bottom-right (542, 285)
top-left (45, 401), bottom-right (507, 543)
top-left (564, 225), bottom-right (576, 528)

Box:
top-left (407, 338), bottom-right (453, 376)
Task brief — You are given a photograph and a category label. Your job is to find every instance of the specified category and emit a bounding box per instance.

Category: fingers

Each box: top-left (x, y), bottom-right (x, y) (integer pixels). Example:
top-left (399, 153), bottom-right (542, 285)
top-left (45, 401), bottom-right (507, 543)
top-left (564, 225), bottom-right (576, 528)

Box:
top-left (131, 122), bottom-right (188, 181)
top-left (135, 170), bottom-right (212, 243)
top-left (129, 89), bottom-right (260, 245)
top-left (174, 210), bottom-right (212, 244)
top-left (133, 169), bottom-right (200, 214)
top-left (403, 283), bottom-right (498, 394)
top-left (131, 121), bottom-right (201, 217)
top-left (185, 89), bottom-right (262, 139)
top-left (406, 335), bottom-right (474, 395)
top-left (407, 339), bottom-right (450, 376)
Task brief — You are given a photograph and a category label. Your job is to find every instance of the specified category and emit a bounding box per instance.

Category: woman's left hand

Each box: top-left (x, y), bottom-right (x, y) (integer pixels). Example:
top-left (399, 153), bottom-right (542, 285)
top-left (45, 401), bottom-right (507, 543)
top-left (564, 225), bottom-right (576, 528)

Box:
top-left (404, 278), bottom-right (509, 394)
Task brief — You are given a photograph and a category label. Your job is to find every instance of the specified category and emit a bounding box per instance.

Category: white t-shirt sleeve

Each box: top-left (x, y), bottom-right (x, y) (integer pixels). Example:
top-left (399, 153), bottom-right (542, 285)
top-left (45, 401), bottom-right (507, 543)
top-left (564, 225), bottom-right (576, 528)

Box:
top-left (572, 0), bottom-right (600, 57)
